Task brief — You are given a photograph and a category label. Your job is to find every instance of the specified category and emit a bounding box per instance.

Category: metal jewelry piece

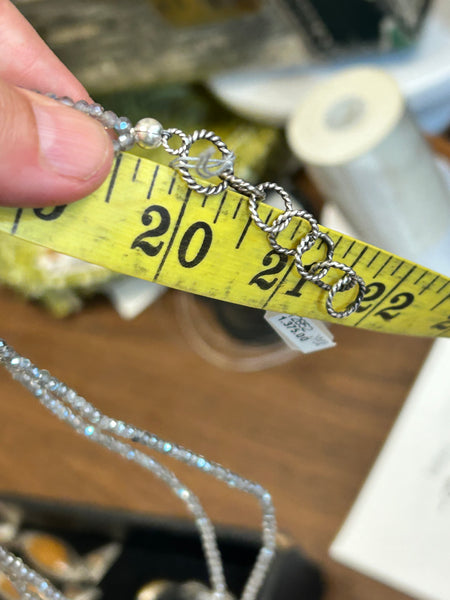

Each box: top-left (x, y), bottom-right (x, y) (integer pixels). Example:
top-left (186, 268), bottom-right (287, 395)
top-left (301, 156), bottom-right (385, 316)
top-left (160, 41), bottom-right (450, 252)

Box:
top-left (0, 572), bottom-right (100, 600)
top-left (38, 91), bottom-right (366, 317)
top-left (0, 504), bottom-right (22, 546)
top-left (136, 580), bottom-right (170, 600)
top-left (0, 339), bottom-right (277, 600)
top-left (136, 580), bottom-right (235, 600)
top-left (12, 530), bottom-right (92, 582)
top-left (62, 585), bottom-right (101, 600)
top-left (12, 532), bottom-right (121, 584)
top-left (0, 571), bottom-right (21, 600)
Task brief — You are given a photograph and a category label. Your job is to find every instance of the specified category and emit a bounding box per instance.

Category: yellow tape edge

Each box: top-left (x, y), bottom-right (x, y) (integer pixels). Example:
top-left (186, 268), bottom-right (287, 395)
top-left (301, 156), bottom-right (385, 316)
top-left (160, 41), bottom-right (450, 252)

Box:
top-left (0, 153), bottom-right (448, 338)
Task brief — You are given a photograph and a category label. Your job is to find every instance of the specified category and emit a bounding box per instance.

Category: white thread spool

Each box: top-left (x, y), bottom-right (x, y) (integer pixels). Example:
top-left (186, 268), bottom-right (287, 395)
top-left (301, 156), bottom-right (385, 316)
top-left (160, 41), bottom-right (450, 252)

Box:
top-left (287, 67), bottom-right (450, 272)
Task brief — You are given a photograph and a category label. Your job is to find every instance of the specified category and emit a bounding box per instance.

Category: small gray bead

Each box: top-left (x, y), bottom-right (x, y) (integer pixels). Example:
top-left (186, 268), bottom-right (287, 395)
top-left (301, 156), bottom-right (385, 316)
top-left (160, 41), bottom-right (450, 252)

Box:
top-left (73, 99), bottom-right (90, 112)
top-left (115, 116), bottom-right (132, 133)
top-left (88, 103), bottom-right (104, 118)
top-left (118, 132), bottom-right (135, 150)
top-left (59, 96), bottom-right (74, 107)
top-left (101, 110), bottom-right (118, 128)
top-left (112, 139), bottom-right (121, 155)
top-left (134, 117), bottom-right (163, 149)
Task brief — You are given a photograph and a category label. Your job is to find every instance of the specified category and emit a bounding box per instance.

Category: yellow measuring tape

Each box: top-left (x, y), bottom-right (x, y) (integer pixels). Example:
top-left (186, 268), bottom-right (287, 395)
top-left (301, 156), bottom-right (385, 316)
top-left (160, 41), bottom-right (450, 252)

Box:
top-left (0, 152), bottom-right (448, 338)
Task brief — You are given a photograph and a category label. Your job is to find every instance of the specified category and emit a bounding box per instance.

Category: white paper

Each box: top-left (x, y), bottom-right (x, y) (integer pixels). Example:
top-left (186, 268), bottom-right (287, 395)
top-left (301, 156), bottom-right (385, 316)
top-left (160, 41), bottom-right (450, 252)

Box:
top-left (330, 339), bottom-right (450, 600)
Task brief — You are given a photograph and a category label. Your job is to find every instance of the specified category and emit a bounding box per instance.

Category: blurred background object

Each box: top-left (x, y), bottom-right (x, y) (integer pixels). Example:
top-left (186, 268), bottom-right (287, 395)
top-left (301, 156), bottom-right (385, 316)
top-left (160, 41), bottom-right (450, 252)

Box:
top-left (14, 0), bottom-right (430, 94)
top-left (287, 66), bottom-right (450, 275)
top-left (209, 0), bottom-right (450, 133)
top-left (0, 232), bottom-right (117, 317)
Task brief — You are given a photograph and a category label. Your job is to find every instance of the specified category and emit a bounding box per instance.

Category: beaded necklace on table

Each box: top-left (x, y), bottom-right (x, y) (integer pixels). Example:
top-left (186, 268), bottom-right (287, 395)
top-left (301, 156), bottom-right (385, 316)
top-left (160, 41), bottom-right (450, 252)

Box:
top-left (0, 338), bottom-right (276, 600)
top-left (0, 93), bottom-right (277, 600)
top-left (0, 91), bottom-right (366, 600)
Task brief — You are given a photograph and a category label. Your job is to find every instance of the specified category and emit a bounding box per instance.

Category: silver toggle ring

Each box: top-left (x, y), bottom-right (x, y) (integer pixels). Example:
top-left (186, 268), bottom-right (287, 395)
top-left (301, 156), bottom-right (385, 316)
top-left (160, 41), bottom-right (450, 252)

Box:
top-left (248, 182), bottom-right (294, 234)
top-left (161, 128), bottom-right (191, 156)
top-left (267, 210), bottom-right (320, 256)
top-left (306, 260), bottom-right (366, 317)
top-left (326, 271), bottom-right (366, 318)
top-left (295, 232), bottom-right (335, 283)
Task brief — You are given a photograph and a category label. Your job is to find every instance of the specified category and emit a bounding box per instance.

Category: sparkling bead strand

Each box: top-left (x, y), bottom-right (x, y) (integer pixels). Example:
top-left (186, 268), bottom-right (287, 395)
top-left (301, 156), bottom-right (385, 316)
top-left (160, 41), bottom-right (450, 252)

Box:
top-left (17, 383), bottom-right (227, 599)
top-left (0, 343), bottom-right (277, 541)
top-left (0, 345), bottom-right (278, 596)
top-left (2, 94), bottom-right (277, 600)
top-left (0, 344), bottom-right (226, 600)
top-left (38, 92), bottom-right (164, 156)
top-left (0, 545), bottom-right (65, 600)
top-left (3, 351), bottom-right (275, 509)
top-left (37, 93), bottom-right (135, 154)
top-left (0, 340), bottom-right (277, 600)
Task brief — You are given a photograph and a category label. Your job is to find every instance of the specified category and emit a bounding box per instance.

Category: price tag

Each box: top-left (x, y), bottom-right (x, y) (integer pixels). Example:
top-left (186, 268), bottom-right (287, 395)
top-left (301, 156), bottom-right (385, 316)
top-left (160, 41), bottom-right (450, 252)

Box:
top-left (264, 311), bottom-right (336, 353)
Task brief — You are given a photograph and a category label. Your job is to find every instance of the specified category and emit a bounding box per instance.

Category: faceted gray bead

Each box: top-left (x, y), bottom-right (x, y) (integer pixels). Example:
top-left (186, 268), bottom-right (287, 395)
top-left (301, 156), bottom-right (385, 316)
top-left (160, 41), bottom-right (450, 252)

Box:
top-left (112, 139), bottom-right (121, 155)
top-left (115, 116), bottom-right (132, 133)
top-left (73, 99), bottom-right (90, 112)
top-left (59, 96), bottom-right (74, 107)
top-left (101, 110), bottom-right (118, 128)
top-left (88, 103), bottom-right (104, 118)
top-left (118, 132), bottom-right (135, 150)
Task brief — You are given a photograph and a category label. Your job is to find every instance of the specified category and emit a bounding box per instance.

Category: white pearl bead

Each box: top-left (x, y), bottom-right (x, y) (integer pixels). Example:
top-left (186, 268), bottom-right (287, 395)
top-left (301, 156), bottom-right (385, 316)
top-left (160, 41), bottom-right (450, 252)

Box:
top-left (134, 118), bottom-right (163, 149)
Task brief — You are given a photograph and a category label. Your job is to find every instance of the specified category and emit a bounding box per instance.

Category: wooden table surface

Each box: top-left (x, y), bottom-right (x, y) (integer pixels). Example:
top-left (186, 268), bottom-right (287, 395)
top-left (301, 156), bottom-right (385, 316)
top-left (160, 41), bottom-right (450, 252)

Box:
top-left (0, 286), bottom-right (432, 600)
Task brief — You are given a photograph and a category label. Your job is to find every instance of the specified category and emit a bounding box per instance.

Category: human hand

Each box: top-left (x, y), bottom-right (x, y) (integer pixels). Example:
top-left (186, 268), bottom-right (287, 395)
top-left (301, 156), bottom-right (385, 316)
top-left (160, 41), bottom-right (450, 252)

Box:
top-left (0, 0), bottom-right (114, 207)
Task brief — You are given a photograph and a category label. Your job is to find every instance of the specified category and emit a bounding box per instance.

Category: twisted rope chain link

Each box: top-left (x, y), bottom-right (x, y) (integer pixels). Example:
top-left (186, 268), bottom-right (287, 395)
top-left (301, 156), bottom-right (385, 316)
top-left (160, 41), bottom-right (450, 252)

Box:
top-left (169, 130), bottom-right (366, 318)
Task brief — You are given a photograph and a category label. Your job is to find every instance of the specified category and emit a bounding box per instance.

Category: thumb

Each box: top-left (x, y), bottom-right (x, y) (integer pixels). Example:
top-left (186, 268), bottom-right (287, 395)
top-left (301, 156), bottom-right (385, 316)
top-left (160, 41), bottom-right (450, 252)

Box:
top-left (0, 81), bottom-right (114, 207)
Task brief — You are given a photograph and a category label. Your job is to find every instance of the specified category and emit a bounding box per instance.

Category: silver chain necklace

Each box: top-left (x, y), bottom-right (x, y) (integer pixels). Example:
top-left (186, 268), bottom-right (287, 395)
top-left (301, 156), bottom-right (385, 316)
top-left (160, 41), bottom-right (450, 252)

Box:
top-left (0, 92), bottom-right (366, 600)
top-left (35, 92), bottom-right (366, 320)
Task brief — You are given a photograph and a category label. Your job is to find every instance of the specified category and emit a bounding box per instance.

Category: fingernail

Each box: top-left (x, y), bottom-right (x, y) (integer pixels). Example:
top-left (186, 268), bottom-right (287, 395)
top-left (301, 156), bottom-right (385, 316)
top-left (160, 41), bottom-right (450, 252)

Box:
top-left (32, 100), bottom-right (111, 180)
